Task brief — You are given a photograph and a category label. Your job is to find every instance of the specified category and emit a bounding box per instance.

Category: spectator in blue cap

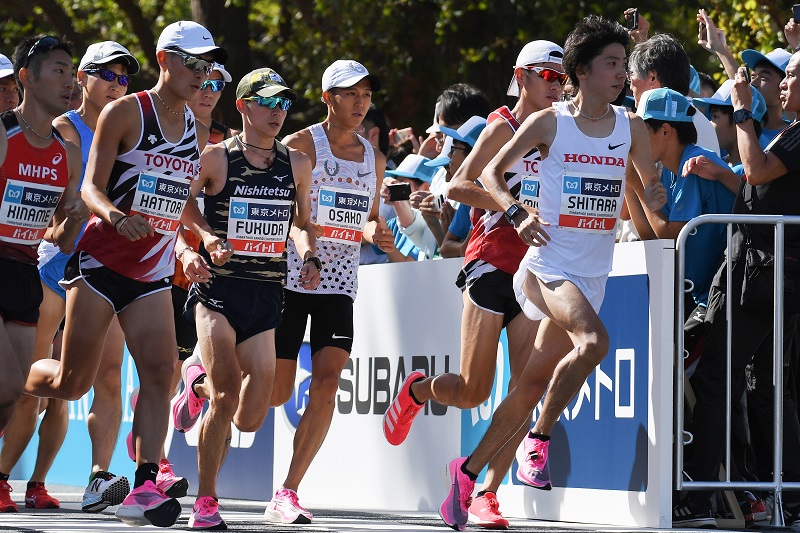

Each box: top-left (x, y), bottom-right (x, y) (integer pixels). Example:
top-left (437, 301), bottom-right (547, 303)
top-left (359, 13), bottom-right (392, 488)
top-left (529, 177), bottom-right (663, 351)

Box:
top-left (742, 48), bottom-right (793, 144)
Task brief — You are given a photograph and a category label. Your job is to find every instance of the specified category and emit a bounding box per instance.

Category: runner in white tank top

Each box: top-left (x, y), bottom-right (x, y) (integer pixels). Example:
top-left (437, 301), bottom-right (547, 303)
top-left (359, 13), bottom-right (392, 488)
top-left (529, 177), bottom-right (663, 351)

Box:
top-left (265, 59), bottom-right (395, 524)
top-left (436, 17), bottom-right (661, 531)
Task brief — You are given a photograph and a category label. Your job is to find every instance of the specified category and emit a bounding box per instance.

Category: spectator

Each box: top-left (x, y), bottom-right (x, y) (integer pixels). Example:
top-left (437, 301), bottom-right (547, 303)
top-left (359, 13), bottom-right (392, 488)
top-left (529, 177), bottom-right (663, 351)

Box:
top-left (0, 54), bottom-right (19, 112)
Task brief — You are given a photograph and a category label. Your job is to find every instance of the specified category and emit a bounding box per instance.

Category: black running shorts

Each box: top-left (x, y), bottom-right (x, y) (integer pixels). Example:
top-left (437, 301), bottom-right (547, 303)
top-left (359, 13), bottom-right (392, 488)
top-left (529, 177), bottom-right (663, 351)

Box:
top-left (456, 259), bottom-right (522, 329)
top-left (275, 290), bottom-right (354, 360)
top-left (0, 257), bottom-right (42, 326)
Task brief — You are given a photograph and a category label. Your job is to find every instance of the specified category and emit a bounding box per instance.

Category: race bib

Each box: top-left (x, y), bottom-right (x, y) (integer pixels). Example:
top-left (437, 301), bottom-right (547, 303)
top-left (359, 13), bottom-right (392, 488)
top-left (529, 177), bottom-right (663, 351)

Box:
top-left (227, 197), bottom-right (292, 257)
top-left (559, 171), bottom-right (623, 234)
top-left (130, 171), bottom-right (191, 235)
top-left (317, 187), bottom-right (371, 245)
top-left (0, 179), bottom-right (64, 245)
top-left (520, 177), bottom-right (540, 210)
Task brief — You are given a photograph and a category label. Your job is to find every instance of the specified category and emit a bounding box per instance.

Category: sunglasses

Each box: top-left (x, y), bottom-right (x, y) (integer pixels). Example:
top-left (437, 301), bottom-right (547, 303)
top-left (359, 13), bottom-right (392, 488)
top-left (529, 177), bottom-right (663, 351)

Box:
top-left (167, 50), bottom-right (213, 76)
top-left (84, 68), bottom-right (130, 87)
top-left (23, 36), bottom-right (61, 69)
top-left (521, 66), bottom-right (569, 86)
top-left (200, 79), bottom-right (226, 92)
top-left (243, 95), bottom-right (292, 111)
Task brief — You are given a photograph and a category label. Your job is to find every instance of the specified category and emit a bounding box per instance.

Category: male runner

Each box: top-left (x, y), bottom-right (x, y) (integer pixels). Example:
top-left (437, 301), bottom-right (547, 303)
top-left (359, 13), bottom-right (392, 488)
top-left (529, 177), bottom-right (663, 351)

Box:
top-left (24, 21), bottom-right (227, 528)
top-left (437, 16), bottom-right (658, 530)
top-left (0, 34), bottom-right (84, 511)
top-left (263, 59), bottom-right (395, 524)
top-left (171, 67), bottom-right (320, 529)
top-left (384, 40), bottom-right (567, 529)
top-left (0, 54), bottom-right (19, 113)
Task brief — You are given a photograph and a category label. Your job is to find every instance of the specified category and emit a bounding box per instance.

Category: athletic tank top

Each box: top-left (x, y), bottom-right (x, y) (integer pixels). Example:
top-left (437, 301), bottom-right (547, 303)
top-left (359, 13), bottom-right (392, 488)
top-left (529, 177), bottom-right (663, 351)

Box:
top-left (285, 122), bottom-right (376, 300)
top-left (0, 111), bottom-right (69, 264)
top-left (38, 111), bottom-right (94, 270)
top-left (201, 135), bottom-right (295, 282)
top-left (530, 101), bottom-right (629, 277)
top-left (464, 106), bottom-right (534, 274)
top-left (77, 91), bottom-right (200, 281)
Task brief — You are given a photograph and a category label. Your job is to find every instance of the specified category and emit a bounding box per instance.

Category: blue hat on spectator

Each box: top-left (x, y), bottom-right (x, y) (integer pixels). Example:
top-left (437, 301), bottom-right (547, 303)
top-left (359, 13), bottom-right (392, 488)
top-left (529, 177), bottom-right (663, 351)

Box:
top-left (689, 65), bottom-right (701, 94)
top-left (385, 154), bottom-right (438, 183)
top-left (636, 88), bottom-right (696, 123)
top-left (425, 137), bottom-right (453, 168)
top-left (439, 116), bottom-right (487, 147)
top-left (741, 48), bottom-right (792, 73)
top-left (692, 79), bottom-right (767, 122)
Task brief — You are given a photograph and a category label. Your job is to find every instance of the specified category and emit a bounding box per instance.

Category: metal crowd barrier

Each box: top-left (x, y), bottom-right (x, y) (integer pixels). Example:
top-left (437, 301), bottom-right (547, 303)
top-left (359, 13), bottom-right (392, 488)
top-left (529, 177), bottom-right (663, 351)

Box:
top-left (675, 214), bottom-right (800, 528)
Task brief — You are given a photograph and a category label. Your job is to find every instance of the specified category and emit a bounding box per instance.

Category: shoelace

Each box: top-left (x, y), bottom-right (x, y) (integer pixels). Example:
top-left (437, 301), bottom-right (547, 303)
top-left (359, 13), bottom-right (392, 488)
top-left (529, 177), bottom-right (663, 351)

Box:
top-left (281, 490), bottom-right (301, 506)
top-left (197, 497), bottom-right (220, 515)
top-left (0, 481), bottom-right (12, 492)
top-left (159, 461), bottom-right (175, 474)
top-left (486, 496), bottom-right (500, 511)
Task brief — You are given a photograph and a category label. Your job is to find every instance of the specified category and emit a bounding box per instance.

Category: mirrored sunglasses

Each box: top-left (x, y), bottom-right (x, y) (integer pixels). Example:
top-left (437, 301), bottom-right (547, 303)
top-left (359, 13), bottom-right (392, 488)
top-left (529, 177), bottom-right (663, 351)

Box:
top-left (200, 80), bottom-right (226, 92)
top-left (167, 50), bottom-right (213, 76)
top-left (243, 95), bottom-right (292, 111)
top-left (84, 68), bottom-right (130, 87)
top-left (522, 66), bottom-right (569, 86)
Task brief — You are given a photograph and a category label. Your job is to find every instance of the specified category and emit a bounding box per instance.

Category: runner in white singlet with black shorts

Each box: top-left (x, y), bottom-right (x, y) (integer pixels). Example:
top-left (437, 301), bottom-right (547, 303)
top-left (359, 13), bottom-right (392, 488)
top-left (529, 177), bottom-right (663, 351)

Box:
top-left (24, 21), bottom-right (227, 528)
top-left (264, 59), bottom-right (395, 524)
top-left (436, 17), bottom-right (660, 531)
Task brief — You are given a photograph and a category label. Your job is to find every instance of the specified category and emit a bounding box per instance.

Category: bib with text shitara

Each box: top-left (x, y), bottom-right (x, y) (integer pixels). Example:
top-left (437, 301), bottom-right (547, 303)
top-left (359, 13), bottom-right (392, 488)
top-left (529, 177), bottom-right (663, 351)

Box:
top-left (0, 179), bottom-right (65, 245)
top-left (559, 171), bottom-right (623, 234)
top-left (318, 186), bottom-right (370, 244)
top-left (227, 197), bottom-right (292, 257)
top-left (130, 171), bottom-right (191, 235)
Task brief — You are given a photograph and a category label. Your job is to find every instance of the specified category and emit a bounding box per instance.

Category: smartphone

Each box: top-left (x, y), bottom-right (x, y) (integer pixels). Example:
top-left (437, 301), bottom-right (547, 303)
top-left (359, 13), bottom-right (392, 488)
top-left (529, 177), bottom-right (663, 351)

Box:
top-left (394, 127), bottom-right (414, 145)
top-left (433, 193), bottom-right (446, 211)
top-left (699, 21), bottom-right (708, 42)
top-left (743, 65), bottom-right (751, 83)
top-left (626, 9), bottom-right (638, 31)
top-left (793, 4), bottom-right (800, 21)
top-left (387, 182), bottom-right (412, 202)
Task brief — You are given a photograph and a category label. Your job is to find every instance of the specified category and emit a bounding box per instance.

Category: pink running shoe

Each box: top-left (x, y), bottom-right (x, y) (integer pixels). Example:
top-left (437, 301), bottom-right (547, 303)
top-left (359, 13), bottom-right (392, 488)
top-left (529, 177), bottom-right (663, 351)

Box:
top-left (468, 491), bottom-right (509, 529)
top-left (156, 460), bottom-right (189, 499)
top-left (173, 354), bottom-right (207, 433)
top-left (516, 435), bottom-right (551, 490)
top-left (189, 496), bottom-right (226, 530)
top-left (439, 457), bottom-right (475, 531)
top-left (115, 480), bottom-right (181, 527)
top-left (382, 371), bottom-right (426, 446)
top-left (126, 388), bottom-right (139, 461)
top-left (264, 488), bottom-right (312, 524)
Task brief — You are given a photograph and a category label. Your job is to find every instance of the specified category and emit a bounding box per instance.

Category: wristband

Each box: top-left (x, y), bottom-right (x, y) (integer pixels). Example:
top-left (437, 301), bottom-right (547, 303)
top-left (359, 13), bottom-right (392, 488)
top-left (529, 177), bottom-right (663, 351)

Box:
top-left (114, 215), bottom-right (131, 233)
top-left (303, 256), bottom-right (322, 271)
top-left (175, 246), bottom-right (193, 261)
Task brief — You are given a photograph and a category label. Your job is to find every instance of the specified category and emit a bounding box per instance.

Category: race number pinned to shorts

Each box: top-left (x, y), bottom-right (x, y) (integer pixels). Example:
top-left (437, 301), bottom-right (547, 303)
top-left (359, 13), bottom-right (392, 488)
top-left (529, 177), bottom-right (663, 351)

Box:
top-left (130, 171), bottom-right (191, 235)
top-left (0, 179), bottom-right (65, 245)
top-left (227, 197), bottom-right (292, 257)
top-left (317, 187), bottom-right (370, 244)
top-left (559, 171), bottom-right (623, 234)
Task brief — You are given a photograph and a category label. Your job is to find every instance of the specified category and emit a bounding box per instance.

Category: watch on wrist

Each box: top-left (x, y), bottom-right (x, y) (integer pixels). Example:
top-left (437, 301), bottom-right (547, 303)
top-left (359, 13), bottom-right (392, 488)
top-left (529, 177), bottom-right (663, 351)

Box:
top-left (504, 203), bottom-right (523, 225)
top-left (304, 256), bottom-right (322, 271)
top-left (733, 108), bottom-right (753, 124)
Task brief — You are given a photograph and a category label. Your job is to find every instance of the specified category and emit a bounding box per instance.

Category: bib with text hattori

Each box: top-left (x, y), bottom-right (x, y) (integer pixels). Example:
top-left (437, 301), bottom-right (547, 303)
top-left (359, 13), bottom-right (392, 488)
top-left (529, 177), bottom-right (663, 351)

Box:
top-left (130, 171), bottom-right (191, 235)
top-left (520, 176), bottom-right (540, 210)
top-left (227, 197), bottom-right (292, 257)
top-left (559, 171), bottom-right (623, 233)
top-left (0, 179), bottom-right (64, 245)
top-left (317, 186), bottom-right (370, 244)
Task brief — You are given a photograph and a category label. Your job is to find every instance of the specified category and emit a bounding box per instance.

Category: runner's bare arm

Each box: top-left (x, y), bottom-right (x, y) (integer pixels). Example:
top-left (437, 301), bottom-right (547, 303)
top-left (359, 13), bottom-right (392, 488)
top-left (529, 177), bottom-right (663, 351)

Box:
top-left (288, 147), bottom-right (321, 290)
top-left (52, 140), bottom-right (90, 253)
top-left (483, 109), bottom-right (555, 246)
top-left (449, 119), bottom-right (515, 211)
top-left (0, 123), bottom-right (7, 171)
top-left (181, 142), bottom-right (231, 266)
top-left (623, 164), bottom-right (658, 240)
top-left (283, 128), bottom-right (317, 168)
top-left (362, 148), bottom-right (394, 252)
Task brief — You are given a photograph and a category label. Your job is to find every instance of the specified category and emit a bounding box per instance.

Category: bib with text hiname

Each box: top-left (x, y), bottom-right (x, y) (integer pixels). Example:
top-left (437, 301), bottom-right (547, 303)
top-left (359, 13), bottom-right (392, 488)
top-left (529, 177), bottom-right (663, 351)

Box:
top-left (227, 197), bottom-right (292, 257)
top-left (317, 186), bottom-right (371, 244)
top-left (129, 171), bottom-right (191, 235)
top-left (0, 179), bottom-right (65, 245)
top-left (558, 171), bottom-right (623, 233)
